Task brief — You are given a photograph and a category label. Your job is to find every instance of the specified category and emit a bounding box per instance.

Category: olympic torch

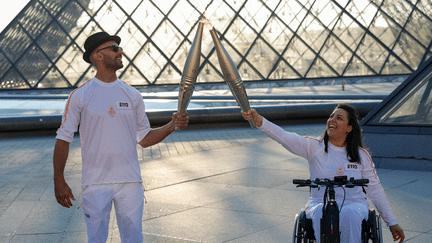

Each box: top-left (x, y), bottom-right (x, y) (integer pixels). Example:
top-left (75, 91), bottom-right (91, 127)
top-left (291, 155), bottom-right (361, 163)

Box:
top-left (209, 27), bottom-right (256, 128)
top-left (176, 19), bottom-right (205, 130)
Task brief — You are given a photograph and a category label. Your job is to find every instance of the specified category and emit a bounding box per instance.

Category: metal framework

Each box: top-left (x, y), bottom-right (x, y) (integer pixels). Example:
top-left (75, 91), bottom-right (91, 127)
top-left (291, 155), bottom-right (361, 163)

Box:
top-left (1, 0), bottom-right (432, 90)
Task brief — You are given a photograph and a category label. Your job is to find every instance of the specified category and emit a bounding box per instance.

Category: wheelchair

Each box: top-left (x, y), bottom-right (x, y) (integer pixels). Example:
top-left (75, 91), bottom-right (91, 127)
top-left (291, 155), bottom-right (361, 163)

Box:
top-left (292, 208), bottom-right (383, 243)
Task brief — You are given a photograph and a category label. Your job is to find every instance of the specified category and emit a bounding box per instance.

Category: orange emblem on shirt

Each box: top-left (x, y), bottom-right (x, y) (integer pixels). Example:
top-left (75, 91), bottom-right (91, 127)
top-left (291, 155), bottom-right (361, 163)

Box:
top-left (337, 166), bottom-right (344, 174)
top-left (108, 105), bottom-right (116, 117)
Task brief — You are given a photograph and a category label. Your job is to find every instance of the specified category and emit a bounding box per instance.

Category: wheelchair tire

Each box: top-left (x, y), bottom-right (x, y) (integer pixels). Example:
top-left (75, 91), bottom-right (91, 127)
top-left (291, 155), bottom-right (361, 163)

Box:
top-left (293, 213), bottom-right (301, 243)
top-left (376, 214), bottom-right (383, 243)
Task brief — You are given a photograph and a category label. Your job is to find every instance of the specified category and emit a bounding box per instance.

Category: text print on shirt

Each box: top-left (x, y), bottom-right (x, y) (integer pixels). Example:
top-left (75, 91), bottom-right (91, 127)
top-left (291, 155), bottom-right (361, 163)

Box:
top-left (116, 100), bottom-right (132, 110)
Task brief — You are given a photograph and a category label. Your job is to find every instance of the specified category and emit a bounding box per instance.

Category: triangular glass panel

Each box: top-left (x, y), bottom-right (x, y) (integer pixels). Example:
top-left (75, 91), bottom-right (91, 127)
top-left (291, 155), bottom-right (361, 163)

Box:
top-left (116, 0), bottom-right (142, 15)
top-left (238, 61), bottom-right (262, 81)
top-left (283, 36), bottom-right (316, 77)
top-left (381, 54), bottom-right (411, 75)
top-left (356, 33), bottom-right (389, 73)
top-left (268, 60), bottom-right (300, 80)
top-left (276, 0), bottom-right (307, 31)
top-left (0, 52), bottom-right (12, 79)
top-left (369, 11), bottom-right (400, 49)
top-left (167, 0), bottom-right (201, 36)
top-left (15, 44), bottom-right (51, 85)
top-left (39, 0), bottom-right (68, 16)
top-left (198, 60), bottom-right (224, 83)
top-left (245, 38), bottom-right (278, 78)
top-left (306, 58), bottom-right (337, 78)
top-left (240, 0), bottom-right (271, 31)
top-left (0, 24), bottom-right (32, 63)
top-left (152, 20), bottom-right (183, 58)
top-left (55, 43), bottom-right (90, 85)
top-left (298, 14), bottom-right (329, 52)
top-left (404, 9), bottom-right (432, 47)
top-left (367, 60), bottom-right (432, 125)
top-left (134, 42), bottom-right (165, 83)
top-left (224, 18), bottom-right (257, 56)
top-left (392, 32), bottom-right (424, 71)
top-left (131, 0), bottom-right (164, 36)
top-left (380, 0), bottom-right (413, 27)
top-left (37, 66), bottom-right (70, 88)
top-left (262, 17), bottom-right (294, 55)
top-left (37, 21), bottom-right (71, 60)
top-left (312, 1), bottom-right (341, 30)
top-left (155, 63), bottom-right (180, 85)
top-left (153, 0), bottom-right (176, 15)
top-left (343, 55), bottom-right (376, 76)
top-left (117, 20), bottom-right (147, 59)
top-left (0, 68), bottom-right (30, 89)
top-left (333, 13), bottom-right (365, 51)
top-left (121, 64), bottom-right (149, 86)
top-left (57, 0), bottom-right (91, 39)
top-left (94, 0), bottom-right (127, 33)
top-left (78, 0), bottom-right (104, 16)
top-left (345, 1), bottom-right (378, 27)
top-left (18, 1), bottom-right (52, 39)
top-left (319, 35), bottom-right (351, 75)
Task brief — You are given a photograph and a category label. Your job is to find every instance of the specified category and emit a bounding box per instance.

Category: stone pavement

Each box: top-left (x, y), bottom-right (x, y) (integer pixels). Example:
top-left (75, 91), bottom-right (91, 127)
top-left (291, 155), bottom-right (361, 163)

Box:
top-left (0, 122), bottom-right (431, 243)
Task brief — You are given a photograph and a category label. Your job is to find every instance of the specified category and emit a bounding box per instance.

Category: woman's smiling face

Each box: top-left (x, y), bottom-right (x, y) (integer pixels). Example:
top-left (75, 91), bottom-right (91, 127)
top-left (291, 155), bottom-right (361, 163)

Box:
top-left (326, 108), bottom-right (353, 146)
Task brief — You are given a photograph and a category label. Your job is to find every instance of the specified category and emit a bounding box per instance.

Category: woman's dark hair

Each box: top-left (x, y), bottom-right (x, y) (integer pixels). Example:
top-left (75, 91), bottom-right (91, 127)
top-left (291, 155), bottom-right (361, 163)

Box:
top-left (323, 103), bottom-right (364, 163)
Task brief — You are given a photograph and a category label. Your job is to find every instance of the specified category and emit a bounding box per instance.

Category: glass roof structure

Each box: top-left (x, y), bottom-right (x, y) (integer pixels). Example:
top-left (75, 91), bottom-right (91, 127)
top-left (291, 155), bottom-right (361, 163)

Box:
top-left (2, 0), bottom-right (432, 90)
top-left (361, 55), bottom-right (432, 132)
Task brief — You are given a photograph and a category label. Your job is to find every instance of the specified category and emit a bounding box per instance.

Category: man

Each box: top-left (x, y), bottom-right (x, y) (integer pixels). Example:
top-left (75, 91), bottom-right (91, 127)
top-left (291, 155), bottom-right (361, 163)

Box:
top-left (53, 32), bottom-right (189, 243)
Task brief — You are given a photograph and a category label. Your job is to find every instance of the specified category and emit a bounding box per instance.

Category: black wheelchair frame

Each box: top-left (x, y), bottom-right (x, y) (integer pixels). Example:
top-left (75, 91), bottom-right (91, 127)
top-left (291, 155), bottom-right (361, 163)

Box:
top-left (292, 176), bottom-right (383, 243)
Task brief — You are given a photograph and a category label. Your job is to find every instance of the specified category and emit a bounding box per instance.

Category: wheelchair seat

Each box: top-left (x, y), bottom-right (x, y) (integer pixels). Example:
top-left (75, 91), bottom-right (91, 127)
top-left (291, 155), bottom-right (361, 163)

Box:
top-left (293, 208), bottom-right (382, 243)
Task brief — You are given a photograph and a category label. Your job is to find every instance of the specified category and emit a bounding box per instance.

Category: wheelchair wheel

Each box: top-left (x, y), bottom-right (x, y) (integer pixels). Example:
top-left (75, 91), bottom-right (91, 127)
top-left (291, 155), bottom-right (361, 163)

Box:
top-left (367, 209), bottom-right (383, 243)
top-left (293, 213), bottom-right (301, 243)
top-left (376, 214), bottom-right (383, 243)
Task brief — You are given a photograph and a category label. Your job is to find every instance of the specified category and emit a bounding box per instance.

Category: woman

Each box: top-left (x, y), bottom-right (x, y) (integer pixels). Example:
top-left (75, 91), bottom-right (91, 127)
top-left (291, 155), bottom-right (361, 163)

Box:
top-left (241, 104), bottom-right (404, 243)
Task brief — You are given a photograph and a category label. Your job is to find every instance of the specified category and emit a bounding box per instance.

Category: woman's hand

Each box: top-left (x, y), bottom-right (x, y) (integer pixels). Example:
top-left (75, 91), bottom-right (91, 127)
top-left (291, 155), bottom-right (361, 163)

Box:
top-left (241, 109), bottom-right (263, 127)
top-left (389, 224), bottom-right (405, 243)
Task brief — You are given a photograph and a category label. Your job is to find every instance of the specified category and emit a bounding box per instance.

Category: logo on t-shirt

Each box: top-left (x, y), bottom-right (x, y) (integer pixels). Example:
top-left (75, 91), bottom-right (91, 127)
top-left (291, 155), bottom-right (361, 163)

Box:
top-left (108, 105), bottom-right (116, 117)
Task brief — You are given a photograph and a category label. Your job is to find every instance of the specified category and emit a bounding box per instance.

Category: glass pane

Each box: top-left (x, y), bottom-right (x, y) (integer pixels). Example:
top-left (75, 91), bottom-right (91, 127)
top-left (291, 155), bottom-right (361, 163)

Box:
top-left (392, 32), bottom-right (424, 70)
top-left (404, 10), bottom-right (432, 47)
top-left (38, 66), bottom-right (70, 88)
top-left (0, 52), bottom-right (12, 79)
top-left (344, 56), bottom-right (376, 76)
top-left (94, 0), bottom-right (127, 32)
top-left (224, 18), bottom-right (256, 56)
top-left (283, 36), bottom-right (316, 77)
top-left (306, 58), bottom-right (338, 78)
top-left (15, 45), bottom-right (51, 86)
top-left (0, 24), bottom-right (32, 63)
top-left (132, 0), bottom-right (164, 36)
top-left (371, 72), bottom-right (432, 125)
top-left (0, 68), bottom-right (30, 89)
top-left (245, 38), bottom-right (278, 78)
top-left (240, 0), bottom-right (271, 31)
top-left (276, 0), bottom-right (308, 32)
top-left (19, 1), bottom-right (53, 39)
top-left (380, 0), bottom-right (413, 27)
top-left (356, 33), bottom-right (388, 73)
top-left (369, 11), bottom-right (401, 49)
top-left (37, 22), bottom-right (71, 60)
top-left (57, 0), bottom-right (91, 39)
top-left (262, 17), bottom-right (294, 55)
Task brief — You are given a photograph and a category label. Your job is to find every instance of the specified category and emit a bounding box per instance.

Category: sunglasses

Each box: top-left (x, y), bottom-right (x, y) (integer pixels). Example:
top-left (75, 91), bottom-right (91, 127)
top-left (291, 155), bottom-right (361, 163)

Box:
top-left (97, 44), bottom-right (123, 53)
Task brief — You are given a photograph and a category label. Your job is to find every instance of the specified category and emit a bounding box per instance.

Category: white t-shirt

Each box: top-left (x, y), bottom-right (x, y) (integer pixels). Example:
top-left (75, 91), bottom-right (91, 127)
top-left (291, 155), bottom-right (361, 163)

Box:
top-left (56, 77), bottom-right (151, 186)
top-left (259, 117), bottom-right (397, 226)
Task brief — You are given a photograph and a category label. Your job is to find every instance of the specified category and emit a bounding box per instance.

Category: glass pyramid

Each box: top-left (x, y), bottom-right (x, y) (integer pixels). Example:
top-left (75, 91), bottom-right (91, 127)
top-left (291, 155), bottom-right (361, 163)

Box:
top-left (1, 0), bottom-right (432, 90)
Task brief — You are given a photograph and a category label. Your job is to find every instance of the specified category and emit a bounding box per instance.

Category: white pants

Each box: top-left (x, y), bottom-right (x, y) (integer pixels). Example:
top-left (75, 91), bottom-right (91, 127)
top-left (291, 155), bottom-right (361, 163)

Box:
top-left (306, 200), bottom-right (369, 243)
top-left (81, 183), bottom-right (144, 243)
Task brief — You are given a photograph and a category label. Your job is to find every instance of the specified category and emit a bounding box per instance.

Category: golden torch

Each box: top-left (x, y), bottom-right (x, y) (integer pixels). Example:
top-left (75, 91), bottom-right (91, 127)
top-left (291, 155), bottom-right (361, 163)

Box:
top-left (209, 26), bottom-right (256, 128)
top-left (176, 19), bottom-right (205, 130)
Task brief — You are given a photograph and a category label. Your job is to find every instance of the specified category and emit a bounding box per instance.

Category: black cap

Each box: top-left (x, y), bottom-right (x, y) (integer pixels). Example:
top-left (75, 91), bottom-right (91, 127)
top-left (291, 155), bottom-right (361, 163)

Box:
top-left (83, 32), bottom-right (121, 63)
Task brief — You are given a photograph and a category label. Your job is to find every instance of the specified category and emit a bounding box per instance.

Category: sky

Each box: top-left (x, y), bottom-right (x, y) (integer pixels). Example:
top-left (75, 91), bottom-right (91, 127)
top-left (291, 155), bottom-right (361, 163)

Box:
top-left (1, 0), bottom-right (30, 33)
